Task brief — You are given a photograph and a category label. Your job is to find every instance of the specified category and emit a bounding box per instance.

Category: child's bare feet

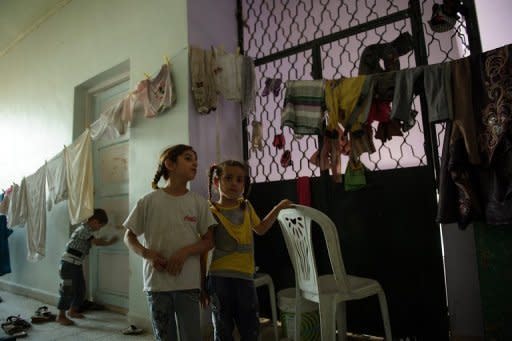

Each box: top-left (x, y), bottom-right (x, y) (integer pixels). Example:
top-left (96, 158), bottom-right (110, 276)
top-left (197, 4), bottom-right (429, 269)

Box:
top-left (56, 315), bottom-right (74, 326)
top-left (68, 309), bottom-right (85, 319)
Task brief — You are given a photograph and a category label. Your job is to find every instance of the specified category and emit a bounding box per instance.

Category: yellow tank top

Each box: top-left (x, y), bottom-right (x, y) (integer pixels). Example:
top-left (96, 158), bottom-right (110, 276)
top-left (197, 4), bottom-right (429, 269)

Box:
top-left (209, 201), bottom-right (261, 278)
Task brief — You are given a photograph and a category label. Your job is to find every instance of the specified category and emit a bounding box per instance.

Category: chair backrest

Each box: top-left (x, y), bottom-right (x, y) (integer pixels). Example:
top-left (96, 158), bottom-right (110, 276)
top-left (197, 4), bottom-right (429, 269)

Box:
top-left (277, 205), bottom-right (349, 295)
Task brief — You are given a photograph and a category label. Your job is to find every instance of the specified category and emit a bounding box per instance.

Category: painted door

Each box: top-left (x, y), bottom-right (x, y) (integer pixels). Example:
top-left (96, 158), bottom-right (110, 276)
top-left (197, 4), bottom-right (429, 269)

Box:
top-left (88, 79), bottom-right (130, 310)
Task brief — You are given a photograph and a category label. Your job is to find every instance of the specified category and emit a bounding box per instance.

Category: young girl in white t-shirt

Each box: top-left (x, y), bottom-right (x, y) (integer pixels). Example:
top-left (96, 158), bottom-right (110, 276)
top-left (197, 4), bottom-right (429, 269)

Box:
top-left (123, 144), bottom-right (216, 341)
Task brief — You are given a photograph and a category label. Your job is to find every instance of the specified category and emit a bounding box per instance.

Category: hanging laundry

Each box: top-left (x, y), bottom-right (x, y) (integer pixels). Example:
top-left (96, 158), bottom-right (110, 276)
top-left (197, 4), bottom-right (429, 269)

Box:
top-left (241, 56), bottom-right (257, 118)
top-left (296, 177), bottom-right (311, 206)
top-left (0, 190), bottom-right (9, 215)
top-left (475, 45), bottom-right (512, 225)
top-left (344, 157), bottom-right (367, 191)
top-left (24, 165), bottom-right (47, 262)
top-left (479, 46), bottom-right (512, 165)
top-left (324, 76), bottom-right (371, 132)
top-left (262, 78), bottom-right (282, 97)
top-left (46, 150), bottom-right (68, 211)
top-left (65, 130), bottom-right (94, 225)
top-left (272, 133), bottom-right (285, 150)
top-left (135, 62), bottom-right (176, 118)
top-left (215, 50), bottom-right (243, 102)
top-left (428, 1), bottom-right (462, 33)
top-left (359, 32), bottom-right (413, 75)
top-left (450, 57), bottom-right (480, 165)
top-left (250, 121), bottom-right (264, 151)
top-left (437, 44), bottom-right (512, 228)
top-left (350, 126), bottom-right (376, 159)
top-left (390, 67), bottom-right (425, 125)
top-left (401, 109), bottom-right (418, 132)
top-left (190, 46), bottom-right (218, 114)
top-left (375, 120), bottom-right (403, 143)
top-left (7, 182), bottom-right (26, 228)
top-left (0, 215), bottom-right (13, 276)
top-left (280, 150), bottom-right (292, 167)
top-left (424, 62), bottom-right (453, 123)
top-left (281, 80), bottom-right (324, 135)
top-left (89, 99), bottom-right (127, 140)
top-left (358, 32), bottom-right (412, 111)
top-left (309, 125), bottom-right (350, 182)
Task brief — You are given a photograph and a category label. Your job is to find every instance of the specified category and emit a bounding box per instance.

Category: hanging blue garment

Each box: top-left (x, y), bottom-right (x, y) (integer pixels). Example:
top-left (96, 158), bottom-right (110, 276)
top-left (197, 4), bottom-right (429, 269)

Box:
top-left (0, 215), bottom-right (13, 276)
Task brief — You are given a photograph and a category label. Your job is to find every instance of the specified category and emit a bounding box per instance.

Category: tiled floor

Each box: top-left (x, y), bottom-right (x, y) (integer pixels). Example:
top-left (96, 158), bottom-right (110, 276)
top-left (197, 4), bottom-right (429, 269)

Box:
top-left (0, 290), bottom-right (282, 340)
top-left (0, 290), bottom-right (154, 340)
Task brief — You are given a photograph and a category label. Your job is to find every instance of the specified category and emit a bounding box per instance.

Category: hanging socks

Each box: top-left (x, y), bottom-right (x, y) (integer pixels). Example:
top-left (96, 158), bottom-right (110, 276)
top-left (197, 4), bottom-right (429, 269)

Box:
top-left (272, 134), bottom-right (285, 149)
top-left (262, 78), bottom-right (282, 97)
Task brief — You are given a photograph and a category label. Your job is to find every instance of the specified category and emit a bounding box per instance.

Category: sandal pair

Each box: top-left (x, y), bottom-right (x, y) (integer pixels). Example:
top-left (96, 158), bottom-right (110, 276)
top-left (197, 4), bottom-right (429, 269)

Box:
top-left (1, 315), bottom-right (31, 336)
top-left (31, 306), bottom-right (57, 324)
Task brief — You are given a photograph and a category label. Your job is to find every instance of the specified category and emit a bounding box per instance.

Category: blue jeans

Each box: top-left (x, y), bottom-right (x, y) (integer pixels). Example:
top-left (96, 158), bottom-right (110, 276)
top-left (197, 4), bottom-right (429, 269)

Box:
top-left (57, 261), bottom-right (85, 311)
top-left (146, 290), bottom-right (201, 341)
top-left (207, 276), bottom-right (259, 341)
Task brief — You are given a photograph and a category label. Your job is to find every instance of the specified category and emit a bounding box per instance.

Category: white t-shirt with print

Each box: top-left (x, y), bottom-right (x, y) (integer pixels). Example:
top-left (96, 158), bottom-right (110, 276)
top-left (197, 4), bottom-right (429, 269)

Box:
top-left (123, 189), bottom-right (216, 292)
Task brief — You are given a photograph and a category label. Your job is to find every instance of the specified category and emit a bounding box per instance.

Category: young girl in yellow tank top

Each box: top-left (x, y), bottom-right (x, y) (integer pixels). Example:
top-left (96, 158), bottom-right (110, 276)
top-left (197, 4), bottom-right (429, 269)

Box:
top-left (206, 160), bottom-right (292, 341)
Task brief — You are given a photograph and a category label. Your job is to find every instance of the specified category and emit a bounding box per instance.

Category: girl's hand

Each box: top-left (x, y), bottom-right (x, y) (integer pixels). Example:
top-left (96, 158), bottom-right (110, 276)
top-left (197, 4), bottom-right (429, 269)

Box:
top-left (276, 199), bottom-right (294, 211)
top-left (167, 248), bottom-right (190, 275)
top-left (200, 289), bottom-right (209, 308)
top-left (143, 249), bottom-right (168, 272)
top-left (108, 236), bottom-right (119, 245)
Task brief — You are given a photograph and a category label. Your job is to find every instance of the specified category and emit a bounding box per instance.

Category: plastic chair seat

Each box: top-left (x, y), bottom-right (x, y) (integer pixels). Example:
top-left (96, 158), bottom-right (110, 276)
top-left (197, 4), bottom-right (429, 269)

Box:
top-left (305, 274), bottom-right (383, 300)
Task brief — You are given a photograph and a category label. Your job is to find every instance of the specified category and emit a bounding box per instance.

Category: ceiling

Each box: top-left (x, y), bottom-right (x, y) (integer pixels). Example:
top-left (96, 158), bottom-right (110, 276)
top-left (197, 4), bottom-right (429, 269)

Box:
top-left (0, 0), bottom-right (70, 58)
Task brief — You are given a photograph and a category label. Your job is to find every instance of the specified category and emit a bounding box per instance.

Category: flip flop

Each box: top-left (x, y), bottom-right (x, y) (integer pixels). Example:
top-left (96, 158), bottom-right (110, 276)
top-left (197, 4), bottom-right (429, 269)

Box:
top-left (31, 306), bottom-right (57, 324)
top-left (4, 316), bottom-right (31, 331)
top-left (122, 324), bottom-right (143, 335)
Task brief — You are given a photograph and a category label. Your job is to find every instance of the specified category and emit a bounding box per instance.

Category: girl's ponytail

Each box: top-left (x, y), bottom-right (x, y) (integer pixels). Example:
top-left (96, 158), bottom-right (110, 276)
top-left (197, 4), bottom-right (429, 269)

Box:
top-left (207, 164), bottom-right (217, 203)
top-left (151, 164), bottom-right (163, 189)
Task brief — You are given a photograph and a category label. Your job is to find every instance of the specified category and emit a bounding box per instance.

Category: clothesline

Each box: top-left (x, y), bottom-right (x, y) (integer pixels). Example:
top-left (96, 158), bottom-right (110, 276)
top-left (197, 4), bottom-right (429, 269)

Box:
top-left (0, 46), bottom-right (188, 226)
top-left (0, 43), bottom-right (257, 263)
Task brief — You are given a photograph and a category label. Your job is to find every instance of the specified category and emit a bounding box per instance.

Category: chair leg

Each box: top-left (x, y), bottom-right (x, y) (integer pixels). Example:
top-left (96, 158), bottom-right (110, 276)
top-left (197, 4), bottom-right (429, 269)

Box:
top-left (336, 301), bottom-right (347, 341)
top-left (377, 291), bottom-right (392, 341)
top-left (267, 280), bottom-right (279, 341)
top-left (319, 295), bottom-right (337, 341)
top-left (294, 292), bottom-right (303, 341)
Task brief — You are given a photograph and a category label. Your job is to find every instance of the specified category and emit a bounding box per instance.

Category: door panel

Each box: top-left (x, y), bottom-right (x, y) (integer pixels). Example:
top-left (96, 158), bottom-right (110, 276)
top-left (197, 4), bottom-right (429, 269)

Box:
top-left (89, 80), bottom-right (130, 309)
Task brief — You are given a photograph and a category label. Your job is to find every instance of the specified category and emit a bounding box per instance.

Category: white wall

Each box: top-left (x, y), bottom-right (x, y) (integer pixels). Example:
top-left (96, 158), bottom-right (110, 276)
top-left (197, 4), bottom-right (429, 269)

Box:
top-left (0, 0), bottom-right (188, 326)
top-left (475, 0), bottom-right (512, 51)
top-left (187, 0), bottom-right (243, 199)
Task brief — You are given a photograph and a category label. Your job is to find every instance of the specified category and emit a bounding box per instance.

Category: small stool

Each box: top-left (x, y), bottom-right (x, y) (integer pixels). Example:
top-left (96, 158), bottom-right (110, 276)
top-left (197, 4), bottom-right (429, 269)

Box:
top-left (254, 273), bottom-right (279, 341)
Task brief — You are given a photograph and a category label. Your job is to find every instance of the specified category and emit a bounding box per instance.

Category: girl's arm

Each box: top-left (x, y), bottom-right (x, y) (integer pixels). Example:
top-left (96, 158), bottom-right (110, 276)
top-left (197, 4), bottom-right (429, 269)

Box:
top-left (253, 199), bottom-right (294, 235)
top-left (123, 228), bottom-right (167, 271)
top-left (199, 251), bottom-right (210, 308)
top-left (167, 227), bottom-right (215, 275)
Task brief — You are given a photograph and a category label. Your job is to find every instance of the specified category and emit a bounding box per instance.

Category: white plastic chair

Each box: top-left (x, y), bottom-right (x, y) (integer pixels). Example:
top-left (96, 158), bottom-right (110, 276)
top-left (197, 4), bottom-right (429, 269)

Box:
top-left (277, 205), bottom-right (392, 341)
top-left (254, 272), bottom-right (279, 341)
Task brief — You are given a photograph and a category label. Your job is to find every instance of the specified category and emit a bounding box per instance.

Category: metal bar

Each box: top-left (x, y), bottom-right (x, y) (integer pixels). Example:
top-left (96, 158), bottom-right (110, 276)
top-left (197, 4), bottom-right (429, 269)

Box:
top-left (311, 45), bottom-right (322, 80)
top-left (409, 0), bottom-right (441, 184)
top-left (311, 44), bottom-right (330, 212)
top-left (254, 9), bottom-right (411, 66)
top-left (237, 0), bottom-right (249, 162)
top-left (462, 0), bottom-right (483, 55)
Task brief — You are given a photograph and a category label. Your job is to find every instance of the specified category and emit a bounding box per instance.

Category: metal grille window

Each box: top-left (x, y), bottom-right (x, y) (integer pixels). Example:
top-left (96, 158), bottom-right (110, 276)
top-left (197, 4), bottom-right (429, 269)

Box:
top-left (242, 0), bottom-right (473, 183)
